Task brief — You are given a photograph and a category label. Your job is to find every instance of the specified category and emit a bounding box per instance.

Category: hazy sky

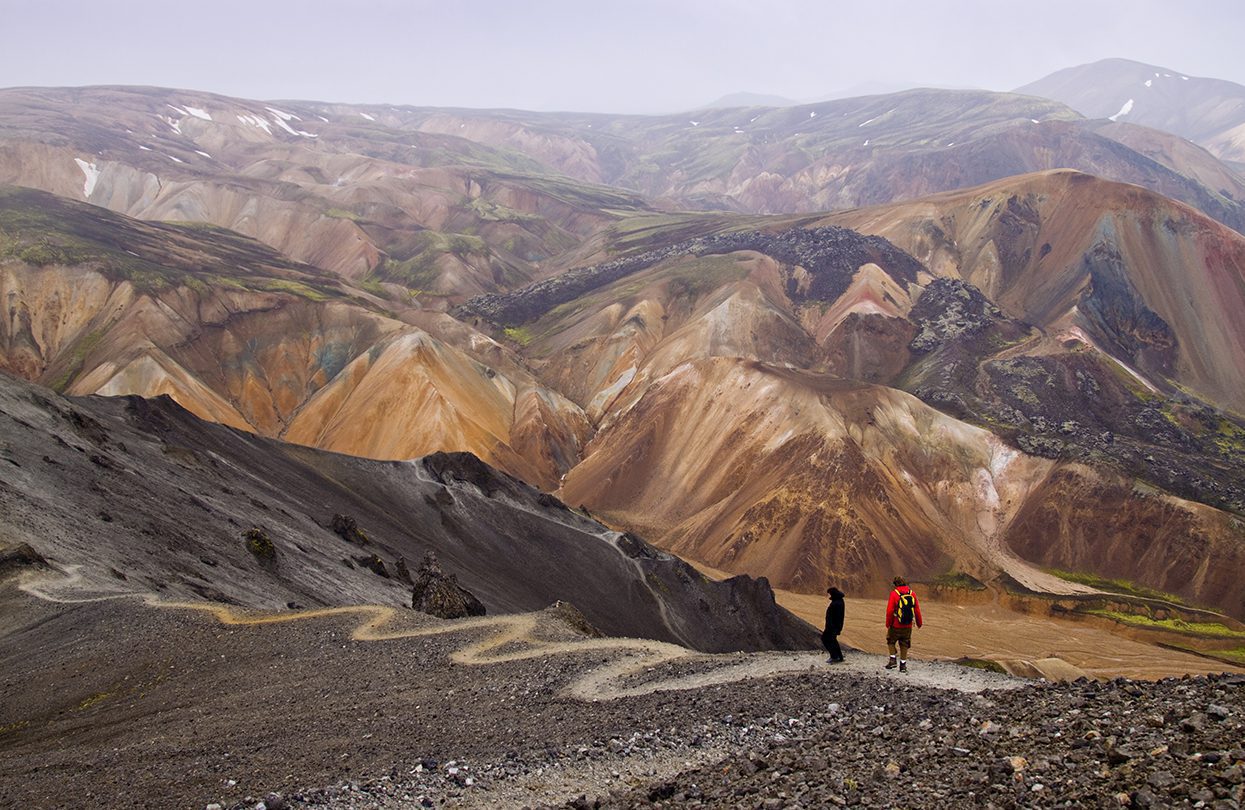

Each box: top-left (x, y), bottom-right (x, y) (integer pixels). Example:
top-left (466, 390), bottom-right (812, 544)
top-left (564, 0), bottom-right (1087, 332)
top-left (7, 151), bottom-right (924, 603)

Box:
top-left (4, 0), bottom-right (1243, 113)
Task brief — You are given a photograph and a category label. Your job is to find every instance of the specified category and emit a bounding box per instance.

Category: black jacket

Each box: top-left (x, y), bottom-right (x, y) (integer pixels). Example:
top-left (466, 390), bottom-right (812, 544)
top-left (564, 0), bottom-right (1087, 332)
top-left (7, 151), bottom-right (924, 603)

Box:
top-left (824, 588), bottom-right (845, 635)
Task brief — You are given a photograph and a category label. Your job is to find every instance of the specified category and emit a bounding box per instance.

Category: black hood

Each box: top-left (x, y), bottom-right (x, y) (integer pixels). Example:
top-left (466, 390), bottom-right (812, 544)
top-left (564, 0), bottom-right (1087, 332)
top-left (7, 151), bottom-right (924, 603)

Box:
top-left (828, 587), bottom-right (845, 600)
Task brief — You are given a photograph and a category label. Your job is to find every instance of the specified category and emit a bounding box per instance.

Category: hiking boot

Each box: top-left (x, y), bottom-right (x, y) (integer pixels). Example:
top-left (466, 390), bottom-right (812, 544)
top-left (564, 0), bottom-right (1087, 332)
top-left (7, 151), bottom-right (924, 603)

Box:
top-left (831, 657), bottom-right (846, 664)
top-left (885, 658), bottom-right (897, 670)
top-left (899, 661), bottom-right (908, 673)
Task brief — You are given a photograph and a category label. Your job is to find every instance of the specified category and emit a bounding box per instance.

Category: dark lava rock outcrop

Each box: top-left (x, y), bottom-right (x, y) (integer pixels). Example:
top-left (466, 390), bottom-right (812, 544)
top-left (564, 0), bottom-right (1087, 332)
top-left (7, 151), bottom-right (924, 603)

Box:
top-left (0, 542), bottom-right (48, 578)
top-left (457, 226), bottom-right (923, 327)
top-left (907, 277), bottom-right (1007, 354)
top-left (903, 280), bottom-right (1245, 518)
top-left (410, 552), bottom-right (486, 618)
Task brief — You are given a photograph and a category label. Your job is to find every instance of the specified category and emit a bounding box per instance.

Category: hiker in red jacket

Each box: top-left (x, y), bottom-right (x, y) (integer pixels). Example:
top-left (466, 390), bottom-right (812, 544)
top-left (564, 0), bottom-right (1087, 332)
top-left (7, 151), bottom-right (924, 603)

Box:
top-left (885, 576), bottom-right (923, 673)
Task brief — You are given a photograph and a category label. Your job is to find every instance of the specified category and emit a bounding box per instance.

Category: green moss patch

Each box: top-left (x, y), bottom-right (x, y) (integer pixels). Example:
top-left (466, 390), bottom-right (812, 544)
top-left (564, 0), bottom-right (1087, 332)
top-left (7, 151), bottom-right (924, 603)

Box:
top-left (1046, 569), bottom-right (1186, 605)
top-left (0, 185), bottom-right (344, 302)
top-left (324, 207), bottom-right (363, 222)
top-left (952, 657), bottom-right (1008, 674)
top-left (243, 527), bottom-right (276, 561)
top-left (1087, 610), bottom-right (1245, 639)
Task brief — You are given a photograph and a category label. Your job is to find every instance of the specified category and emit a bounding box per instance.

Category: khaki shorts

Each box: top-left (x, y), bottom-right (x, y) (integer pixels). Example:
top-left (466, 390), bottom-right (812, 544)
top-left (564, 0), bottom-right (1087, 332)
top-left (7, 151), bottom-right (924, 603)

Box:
top-left (887, 626), bottom-right (913, 646)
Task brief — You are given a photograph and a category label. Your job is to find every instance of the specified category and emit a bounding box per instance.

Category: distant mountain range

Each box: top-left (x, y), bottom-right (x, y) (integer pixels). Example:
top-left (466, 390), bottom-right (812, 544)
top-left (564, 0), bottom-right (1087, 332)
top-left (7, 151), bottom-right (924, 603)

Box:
top-left (701, 91), bottom-right (800, 109)
top-left (1017, 57), bottom-right (1245, 167)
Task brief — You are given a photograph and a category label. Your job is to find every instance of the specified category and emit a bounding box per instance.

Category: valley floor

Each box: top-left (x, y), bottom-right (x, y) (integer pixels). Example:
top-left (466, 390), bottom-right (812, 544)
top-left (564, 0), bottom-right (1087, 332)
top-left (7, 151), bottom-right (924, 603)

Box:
top-left (778, 593), bottom-right (1240, 682)
top-left (1, 578), bottom-right (1243, 809)
top-left (680, 560), bottom-right (1242, 681)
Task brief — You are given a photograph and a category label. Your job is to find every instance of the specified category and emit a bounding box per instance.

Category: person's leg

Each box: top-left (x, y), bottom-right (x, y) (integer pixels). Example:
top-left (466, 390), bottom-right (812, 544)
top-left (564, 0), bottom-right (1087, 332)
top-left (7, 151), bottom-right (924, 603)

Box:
top-left (899, 628), bottom-right (911, 672)
top-left (829, 635), bottom-right (843, 661)
top-left (885, 627), bottom-right (898, 668)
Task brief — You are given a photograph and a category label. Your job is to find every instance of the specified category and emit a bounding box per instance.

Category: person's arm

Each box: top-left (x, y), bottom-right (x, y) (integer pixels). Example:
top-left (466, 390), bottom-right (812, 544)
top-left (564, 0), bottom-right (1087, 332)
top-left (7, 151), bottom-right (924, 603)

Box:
top-left (885, 590), bottom-right (896, 629)
top-left (914, 596), bottom-right (923, 628)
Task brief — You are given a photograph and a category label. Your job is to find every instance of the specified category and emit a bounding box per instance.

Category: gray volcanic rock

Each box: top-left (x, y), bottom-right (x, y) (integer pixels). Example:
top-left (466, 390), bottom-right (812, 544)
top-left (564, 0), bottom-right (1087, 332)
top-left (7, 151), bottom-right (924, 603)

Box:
top-left (0, 371), bottom-right (817, 652)
top-left (579, 673), bottom-right (1245, 809)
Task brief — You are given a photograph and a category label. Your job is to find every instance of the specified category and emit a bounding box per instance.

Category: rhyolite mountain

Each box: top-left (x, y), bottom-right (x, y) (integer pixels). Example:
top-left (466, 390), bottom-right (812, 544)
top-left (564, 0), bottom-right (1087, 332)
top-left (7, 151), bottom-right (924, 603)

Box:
top-left (1017, 58), bottom-right (1245, 167)
top-left (458, 170), bottom-right (1245, 616)
top-left (0, 85), bottom-right (652, 309)
top-left (2, 82), bottom-right (1244, 621)
top-left (0, 370), bottom-right (817, 652)
top-left (0, 186), bottom-right (591, 490)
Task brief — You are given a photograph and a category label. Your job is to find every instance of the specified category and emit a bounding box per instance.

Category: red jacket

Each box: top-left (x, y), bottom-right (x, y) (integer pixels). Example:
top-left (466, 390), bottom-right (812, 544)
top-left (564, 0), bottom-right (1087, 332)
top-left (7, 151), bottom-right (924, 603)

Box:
top-left (885, 586), bottom-right (923, 629)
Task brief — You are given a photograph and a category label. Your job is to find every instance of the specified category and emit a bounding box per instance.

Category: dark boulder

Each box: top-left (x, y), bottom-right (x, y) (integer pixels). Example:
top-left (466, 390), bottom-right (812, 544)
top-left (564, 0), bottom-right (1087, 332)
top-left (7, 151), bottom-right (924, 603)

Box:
top-left (352, 554), bottom-right (390, 578)
top-left (0, 543), bottom-right (49, 578)
top-left (411, 552), bottom-right (486, 619)
top-left (330, 513), bottom-right (369, 545)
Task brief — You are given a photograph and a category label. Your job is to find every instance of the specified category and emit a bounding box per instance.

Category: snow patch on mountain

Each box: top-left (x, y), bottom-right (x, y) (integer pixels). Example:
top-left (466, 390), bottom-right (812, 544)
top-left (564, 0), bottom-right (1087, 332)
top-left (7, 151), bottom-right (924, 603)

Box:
top-left (73, 158), bottom-right (99, 197)
top-left (270, 115), bottom-right (318, 138)
top-left (183, 106), bottom-right (212, 121)
top-left (266, 106), bottom-right (300, 121)
top-left (236, 114), bottom-right (272, 135)
top-left (359, 112), bottom-right (375, 121)
top-left (1108, 99), bottom-right (1134, 121)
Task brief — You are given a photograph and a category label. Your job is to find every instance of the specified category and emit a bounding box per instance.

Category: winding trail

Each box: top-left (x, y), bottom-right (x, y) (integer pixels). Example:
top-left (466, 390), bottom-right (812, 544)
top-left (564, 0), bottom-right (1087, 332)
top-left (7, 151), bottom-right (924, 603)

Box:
top-left (17, 566), bottom-right (1020, 699)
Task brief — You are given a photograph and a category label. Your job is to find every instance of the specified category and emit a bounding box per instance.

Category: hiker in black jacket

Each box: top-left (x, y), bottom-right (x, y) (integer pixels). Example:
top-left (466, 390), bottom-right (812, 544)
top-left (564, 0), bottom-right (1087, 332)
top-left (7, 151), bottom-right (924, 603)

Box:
top-left (822, 586), bottom-right (846, 663)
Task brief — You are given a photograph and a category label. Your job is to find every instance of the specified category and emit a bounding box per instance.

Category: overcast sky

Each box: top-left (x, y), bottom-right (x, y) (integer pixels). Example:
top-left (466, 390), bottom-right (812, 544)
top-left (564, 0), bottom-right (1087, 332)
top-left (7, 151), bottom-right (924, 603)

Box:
top-left (4, 0), bottom-right (1243, 113)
